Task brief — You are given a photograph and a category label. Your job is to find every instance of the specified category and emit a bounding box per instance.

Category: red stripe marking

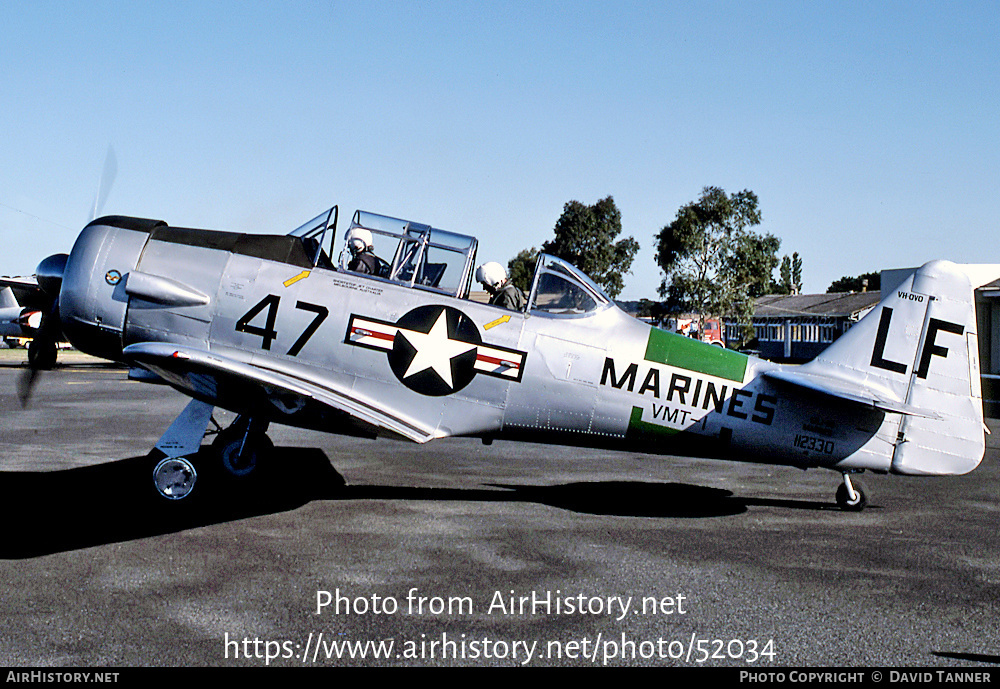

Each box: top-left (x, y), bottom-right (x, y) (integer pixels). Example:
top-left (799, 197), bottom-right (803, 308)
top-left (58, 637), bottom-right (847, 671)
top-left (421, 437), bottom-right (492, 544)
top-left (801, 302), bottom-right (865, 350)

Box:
top-left (476, 353), bottom-right (519, 369)
top-left (353, 327), bottom-right (395, 343)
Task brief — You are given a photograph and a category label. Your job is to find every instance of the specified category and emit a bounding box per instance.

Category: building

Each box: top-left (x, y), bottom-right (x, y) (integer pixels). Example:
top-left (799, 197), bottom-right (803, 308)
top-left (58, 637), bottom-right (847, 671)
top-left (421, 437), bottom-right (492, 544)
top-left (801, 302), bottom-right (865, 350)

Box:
top-left (726, 291), bottom-right (881, 362)
top-left (733, 264), bottom-right (1000, 415)
top-left (977, 278), bottom-right (1000, 416)
top-left (882, 265), bottom-right (1000, 416)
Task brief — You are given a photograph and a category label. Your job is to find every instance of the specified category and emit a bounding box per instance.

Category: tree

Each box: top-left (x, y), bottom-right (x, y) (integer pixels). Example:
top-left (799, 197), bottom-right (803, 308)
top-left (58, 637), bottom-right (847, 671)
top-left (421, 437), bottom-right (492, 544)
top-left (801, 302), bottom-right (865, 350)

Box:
top-left (538, 196), bottom-right (640, 299)
top-left (775, 252), bottom-right (803, 295)
top-left (828, 272), bottom-right (879, 293)
top-left (507, 247), bottom-right (538, 293)
top-left (778, 255), bottom-right (792, 294)
top-left (655, 186), bottom-right (779, 343)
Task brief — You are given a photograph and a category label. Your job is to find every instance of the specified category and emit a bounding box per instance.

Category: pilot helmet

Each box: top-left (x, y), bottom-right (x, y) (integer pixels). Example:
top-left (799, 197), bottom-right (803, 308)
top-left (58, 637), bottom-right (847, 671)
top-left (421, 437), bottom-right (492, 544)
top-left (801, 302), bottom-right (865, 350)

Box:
top-left (345, 228), bottom-right (374, 255)
top-left (476, 262), bottom-right (507, 290)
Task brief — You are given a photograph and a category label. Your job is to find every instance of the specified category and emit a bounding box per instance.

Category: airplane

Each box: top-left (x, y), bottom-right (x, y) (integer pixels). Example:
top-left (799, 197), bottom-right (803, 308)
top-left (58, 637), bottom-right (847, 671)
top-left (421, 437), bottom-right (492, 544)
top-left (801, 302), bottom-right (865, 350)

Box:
top-left (18, 205), bottom-right (987, 511)
top-left (0, 277), bottom-right (59, 369)
top-left (0, 286), bottom-right (38, 339)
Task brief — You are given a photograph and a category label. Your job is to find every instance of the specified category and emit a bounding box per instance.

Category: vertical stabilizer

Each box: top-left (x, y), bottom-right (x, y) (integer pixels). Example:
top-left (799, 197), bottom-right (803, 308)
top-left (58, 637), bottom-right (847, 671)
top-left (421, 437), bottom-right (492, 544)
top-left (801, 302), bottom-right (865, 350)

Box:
top-left (0, 287), bottom-right (18, 310)
top-left (802, 260), bottom-right (983, 475)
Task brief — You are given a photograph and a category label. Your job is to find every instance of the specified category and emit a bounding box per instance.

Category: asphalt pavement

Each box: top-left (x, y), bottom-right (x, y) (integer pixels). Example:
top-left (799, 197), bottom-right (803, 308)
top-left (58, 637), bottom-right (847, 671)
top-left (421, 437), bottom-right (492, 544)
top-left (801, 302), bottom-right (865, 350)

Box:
top-left (1, 357), bottom-right (999, 668)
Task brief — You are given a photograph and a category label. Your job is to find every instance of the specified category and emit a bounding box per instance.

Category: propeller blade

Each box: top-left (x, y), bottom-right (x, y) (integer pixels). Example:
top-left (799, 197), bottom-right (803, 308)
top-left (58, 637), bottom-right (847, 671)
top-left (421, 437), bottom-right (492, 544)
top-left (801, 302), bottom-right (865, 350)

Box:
top-left (17, 366), bottom-right (40, 408)
top-left (19, 270), bottom-right (63, 407)
top-left (22, 147), bottom-right (116, 407)
top-left (91, 145), bottom-right (118, 221)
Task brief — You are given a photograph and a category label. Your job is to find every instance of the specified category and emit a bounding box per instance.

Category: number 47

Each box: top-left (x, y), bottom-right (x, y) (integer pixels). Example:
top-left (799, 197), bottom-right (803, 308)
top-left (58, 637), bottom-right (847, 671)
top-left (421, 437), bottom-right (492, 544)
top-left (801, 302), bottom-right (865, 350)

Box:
top-left (235, 294), bottom-right (328, 357)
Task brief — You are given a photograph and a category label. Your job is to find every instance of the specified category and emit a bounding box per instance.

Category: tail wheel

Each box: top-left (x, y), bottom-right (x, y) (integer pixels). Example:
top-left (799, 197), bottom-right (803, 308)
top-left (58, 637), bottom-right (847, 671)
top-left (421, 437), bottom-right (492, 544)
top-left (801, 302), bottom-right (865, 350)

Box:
top-left (836, 481), bottom-right (867, 511)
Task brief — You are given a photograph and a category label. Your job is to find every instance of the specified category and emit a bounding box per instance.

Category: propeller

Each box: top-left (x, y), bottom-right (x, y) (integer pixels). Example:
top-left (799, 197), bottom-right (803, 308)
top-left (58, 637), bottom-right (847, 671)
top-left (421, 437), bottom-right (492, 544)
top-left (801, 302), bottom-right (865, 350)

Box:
top-left (18, 146), bottom-right (117, 407)
top-left (17, 254), bottom-right (67, 406)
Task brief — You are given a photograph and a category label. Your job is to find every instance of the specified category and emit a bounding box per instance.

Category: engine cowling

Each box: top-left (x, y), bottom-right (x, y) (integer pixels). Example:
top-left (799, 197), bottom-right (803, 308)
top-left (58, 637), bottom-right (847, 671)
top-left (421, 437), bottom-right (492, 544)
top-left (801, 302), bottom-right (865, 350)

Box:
top-left (59, 217), bottom-right (162, 361)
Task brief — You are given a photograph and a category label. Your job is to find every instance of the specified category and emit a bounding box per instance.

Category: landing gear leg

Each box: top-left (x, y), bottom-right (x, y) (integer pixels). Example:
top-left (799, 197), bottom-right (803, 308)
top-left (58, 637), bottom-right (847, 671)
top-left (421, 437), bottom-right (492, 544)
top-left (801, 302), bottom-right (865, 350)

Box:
top-left (212, 415), bottom-right (272, 478)
top-left (836, 472), bottom-right (867, 512)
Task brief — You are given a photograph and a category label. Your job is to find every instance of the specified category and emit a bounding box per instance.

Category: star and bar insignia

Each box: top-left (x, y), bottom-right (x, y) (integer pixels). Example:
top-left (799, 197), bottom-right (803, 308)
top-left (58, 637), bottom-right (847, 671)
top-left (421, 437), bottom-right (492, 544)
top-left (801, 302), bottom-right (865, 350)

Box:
top-left (345, 305), bottom-right (526, 397)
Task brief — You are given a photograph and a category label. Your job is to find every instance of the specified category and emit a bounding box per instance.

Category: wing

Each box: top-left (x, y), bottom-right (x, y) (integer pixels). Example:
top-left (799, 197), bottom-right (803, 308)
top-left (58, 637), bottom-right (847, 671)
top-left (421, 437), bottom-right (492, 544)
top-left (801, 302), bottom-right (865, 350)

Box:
top-left (122, 342), bottom-right (439, 443)
top-left (762, 368), bottom-right (941, 419)
top-left (0, 276), bottom-right (46, 310)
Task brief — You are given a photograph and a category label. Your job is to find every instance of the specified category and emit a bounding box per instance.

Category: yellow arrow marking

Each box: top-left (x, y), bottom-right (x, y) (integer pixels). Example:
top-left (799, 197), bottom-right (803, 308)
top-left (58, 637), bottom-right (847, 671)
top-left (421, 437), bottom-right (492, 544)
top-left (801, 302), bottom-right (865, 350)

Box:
top-left (484, 314), bottom-right (511, 330)
top-left (283, 270), bottom-right (311, 287)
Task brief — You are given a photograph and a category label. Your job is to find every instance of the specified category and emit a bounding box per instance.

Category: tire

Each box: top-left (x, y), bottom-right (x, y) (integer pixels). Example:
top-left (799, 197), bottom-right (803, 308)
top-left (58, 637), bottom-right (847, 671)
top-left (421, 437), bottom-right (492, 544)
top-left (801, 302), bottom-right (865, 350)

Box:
top-left (836, 482), bottom-right (867, 511)
top-left (213, 429), bottom-right (273, 478)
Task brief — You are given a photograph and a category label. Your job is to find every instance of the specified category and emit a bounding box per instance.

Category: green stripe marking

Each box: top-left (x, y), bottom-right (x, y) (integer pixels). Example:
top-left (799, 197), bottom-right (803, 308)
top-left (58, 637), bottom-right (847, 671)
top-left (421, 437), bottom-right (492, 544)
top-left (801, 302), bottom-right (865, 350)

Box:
top-left (627, 406), bottom-right (679, 437)
top-left (644, 328), bottom-right (747, 382)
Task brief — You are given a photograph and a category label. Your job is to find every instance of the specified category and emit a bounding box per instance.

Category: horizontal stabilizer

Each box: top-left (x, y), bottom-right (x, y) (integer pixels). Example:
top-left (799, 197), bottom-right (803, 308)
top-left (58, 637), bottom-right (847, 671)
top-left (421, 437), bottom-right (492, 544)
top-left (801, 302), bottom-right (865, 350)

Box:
top-left (762, 369), bottom-right (940, 419)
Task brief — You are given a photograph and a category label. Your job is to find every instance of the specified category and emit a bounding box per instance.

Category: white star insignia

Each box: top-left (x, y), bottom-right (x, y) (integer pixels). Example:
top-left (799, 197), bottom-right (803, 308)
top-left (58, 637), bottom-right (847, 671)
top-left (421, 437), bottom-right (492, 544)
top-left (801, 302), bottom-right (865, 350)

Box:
top-left (399, 311), bottom-right (476, 389)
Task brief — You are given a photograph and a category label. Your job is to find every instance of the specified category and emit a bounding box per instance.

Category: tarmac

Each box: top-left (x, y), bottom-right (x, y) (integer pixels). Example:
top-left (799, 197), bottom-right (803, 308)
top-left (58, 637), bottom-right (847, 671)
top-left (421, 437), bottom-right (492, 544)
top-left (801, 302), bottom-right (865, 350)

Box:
top-left (1, 351), bottom-right (999, 667)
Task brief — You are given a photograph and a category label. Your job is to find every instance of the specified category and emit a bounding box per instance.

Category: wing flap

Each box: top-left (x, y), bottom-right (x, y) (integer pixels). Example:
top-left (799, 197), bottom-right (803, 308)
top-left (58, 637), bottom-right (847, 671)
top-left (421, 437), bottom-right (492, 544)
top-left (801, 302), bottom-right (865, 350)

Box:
top-left (123, 342), bottom-right (438, 443)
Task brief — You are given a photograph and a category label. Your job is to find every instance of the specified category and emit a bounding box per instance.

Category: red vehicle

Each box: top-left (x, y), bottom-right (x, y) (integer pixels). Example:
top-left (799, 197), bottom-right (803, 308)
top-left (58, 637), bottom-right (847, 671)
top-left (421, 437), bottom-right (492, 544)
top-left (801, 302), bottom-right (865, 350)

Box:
top-left (700, 318), bottom-right (724, 346)
top-left (669, 316), bottom-right (725, 347)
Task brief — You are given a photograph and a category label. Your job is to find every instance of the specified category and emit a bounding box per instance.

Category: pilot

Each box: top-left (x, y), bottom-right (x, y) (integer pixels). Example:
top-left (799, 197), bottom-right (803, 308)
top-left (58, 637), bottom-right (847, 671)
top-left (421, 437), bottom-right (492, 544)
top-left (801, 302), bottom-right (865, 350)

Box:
top-left (476, 262), bottom-right (526, 311)
top-left (345, 228), bottom-right (381, 275)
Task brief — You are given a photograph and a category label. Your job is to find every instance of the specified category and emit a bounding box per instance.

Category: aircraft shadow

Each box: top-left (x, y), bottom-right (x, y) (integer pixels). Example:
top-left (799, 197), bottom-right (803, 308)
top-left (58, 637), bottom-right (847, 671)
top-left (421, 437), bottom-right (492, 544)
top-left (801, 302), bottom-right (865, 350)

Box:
top-left (0, 447), bottom-right (345, 559)
top-left (932, 651), bottom-right (1000, 665)
top-left (337, 481), bottom-right (834, 518)
top-left (0, 448), bottom-right (837, 559)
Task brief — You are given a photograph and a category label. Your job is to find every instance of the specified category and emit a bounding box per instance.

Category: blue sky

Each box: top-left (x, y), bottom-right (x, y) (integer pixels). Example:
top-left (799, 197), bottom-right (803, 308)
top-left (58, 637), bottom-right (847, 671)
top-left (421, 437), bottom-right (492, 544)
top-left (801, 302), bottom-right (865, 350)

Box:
top-left (1, 1), bottom-right (997, 300)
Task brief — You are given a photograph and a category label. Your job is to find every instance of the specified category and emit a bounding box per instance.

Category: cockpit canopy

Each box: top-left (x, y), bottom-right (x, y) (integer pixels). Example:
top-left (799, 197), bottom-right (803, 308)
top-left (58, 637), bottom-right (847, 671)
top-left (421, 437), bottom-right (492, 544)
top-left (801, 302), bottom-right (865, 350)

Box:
top-left (288, 206), bottom-right (478, 298)
top-left (288, 206), bottom-right (339, 269)
top-left (527, 254), bottom-right (612, 317)
top-left (287, 206), bottom-right (611, 317)
top-left (345, 211), bottom-right (479, 298)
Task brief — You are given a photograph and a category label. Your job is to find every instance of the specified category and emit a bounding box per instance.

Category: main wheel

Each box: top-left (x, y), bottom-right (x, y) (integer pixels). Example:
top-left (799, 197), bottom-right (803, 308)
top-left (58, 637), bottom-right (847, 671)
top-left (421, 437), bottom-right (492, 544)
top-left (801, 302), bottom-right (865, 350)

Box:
top-left (835, 481), bottom-right (867, 511)
top-left (213, 429), bottom-right (273, 478)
